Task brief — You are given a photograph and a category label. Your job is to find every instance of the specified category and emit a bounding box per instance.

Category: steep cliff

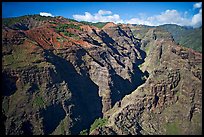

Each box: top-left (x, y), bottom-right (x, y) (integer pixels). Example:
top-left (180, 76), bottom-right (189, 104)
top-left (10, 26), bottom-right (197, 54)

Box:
top-left (90, 27), bottom-right (202, 135)
top-left (1, 15), bottom-right (202, 135)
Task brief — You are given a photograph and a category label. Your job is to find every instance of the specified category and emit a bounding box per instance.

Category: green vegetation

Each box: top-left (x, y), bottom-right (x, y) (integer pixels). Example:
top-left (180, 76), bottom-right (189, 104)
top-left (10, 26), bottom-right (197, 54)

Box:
top-left (50, 21), bottom-right (57, 24)
top-left (165, 121), bottom-right (181, 135)
top-left (175, 91), bottom-right (181, 96)
top-left (132, 24), bottom-right (201, 52)
top-left (56, 37), bottom-right (68, 43)
top-left (22, 83), bottom-right (32, 91)
top-left (90, 118), bottom-right (108, 133)
top-left (51, 116), bottom-right (70, 135)
top-left (8, 83), bottom-right (32, 113)
top-left (145, 46), bottom-right (150, 55)
top-left (141, 76), bottom-right (147, 81)
top-left (92, 22), bottom-right (108, 28)
top-left (158, 24), bottom-right (202, 52)
top-left (131, 25), bottom-right (153, 39)
top-left (191, 113), bottom-right (202, 134)
top-left (60, 120), bottom-right (66, 135)
top-left (2, 44), bottom-right (49, 69)
top-left (3, 15), bottom-right (30, 27)
top-left (55, 23), bottom-right (82, 32)
top-left (3, 14), bottom-right (54, 29)
top-left (34, 15), bottom-right (54, 21)
top-left (3, 50), bottom-right (39, 69)
top-left (80, 21), bottom-right (108, 28)
top-left (68, 18), bottom-right (78, 22)
top-left (143, 44), bottom-right (151, 56)
top-left (79, 129), bottom-right (88, 135)
top-left (55, 24), bottom-right (81, 39)
top-left (32, 85), bottom-right (45, 108)
top-left (35, 62), bottom-right (52, 68)
top-left (63, 31), bottom-right (79, 39)
top-left (33, 96), bottom-right (44, 108)
top-left (138, 64), bottom-right (143, 69)
top-left (2, 97), bottom-right (9, 114)
top-left (178, 28), bottom-right (202, 52)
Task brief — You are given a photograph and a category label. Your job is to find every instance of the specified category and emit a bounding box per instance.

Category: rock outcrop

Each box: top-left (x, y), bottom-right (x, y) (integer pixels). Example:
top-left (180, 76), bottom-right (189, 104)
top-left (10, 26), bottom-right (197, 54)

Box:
top-left (2, 15), bottom-right (202, 135)
top-left (91, 27), bottom-right (202, 135)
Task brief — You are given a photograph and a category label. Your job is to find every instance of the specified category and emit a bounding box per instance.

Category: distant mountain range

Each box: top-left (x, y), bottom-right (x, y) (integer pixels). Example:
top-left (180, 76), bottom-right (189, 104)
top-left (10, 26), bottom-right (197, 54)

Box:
top-left (158, 24), bottom-right (202, 52)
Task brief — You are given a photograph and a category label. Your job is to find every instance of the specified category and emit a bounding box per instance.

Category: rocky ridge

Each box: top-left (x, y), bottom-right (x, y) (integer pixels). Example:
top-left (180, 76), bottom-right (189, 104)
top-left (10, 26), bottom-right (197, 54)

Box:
top-left (1, 15), bottom-right (202, 135)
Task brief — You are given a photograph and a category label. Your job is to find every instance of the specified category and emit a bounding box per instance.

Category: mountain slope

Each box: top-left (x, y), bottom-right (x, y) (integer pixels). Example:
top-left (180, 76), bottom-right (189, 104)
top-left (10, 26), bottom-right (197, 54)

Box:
top-left (158, 24), bottom-right (202, 52)
top-left (1, 15), bottom-right (202, 135)
top-left (91, 28), bottom-right (202, 135)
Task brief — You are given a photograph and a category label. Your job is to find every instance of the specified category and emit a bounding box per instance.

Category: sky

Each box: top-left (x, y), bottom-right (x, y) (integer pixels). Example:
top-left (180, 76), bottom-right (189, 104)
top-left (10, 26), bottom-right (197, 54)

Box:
top-left (2, 2), bottom-right (202, 28)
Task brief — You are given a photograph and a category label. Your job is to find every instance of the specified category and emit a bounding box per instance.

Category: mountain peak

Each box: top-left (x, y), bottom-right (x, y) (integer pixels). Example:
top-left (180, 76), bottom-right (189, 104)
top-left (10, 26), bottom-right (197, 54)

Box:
top-left (102, 22), bottom-right (117, 29)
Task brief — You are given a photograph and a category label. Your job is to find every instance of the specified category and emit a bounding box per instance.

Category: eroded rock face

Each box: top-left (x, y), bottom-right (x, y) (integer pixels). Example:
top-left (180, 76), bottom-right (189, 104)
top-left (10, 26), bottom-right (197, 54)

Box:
top-left (2, 15), bottom-right (202, 135)
top-left (92, 27), bottom-right (202, 135)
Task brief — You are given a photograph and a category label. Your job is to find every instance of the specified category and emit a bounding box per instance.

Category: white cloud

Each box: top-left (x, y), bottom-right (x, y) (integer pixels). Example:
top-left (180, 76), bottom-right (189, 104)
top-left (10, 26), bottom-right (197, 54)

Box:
top-left (73, 12), bottom-right (92, 22)
top-left (193, 2), bottom-right (202, 9)
top-left (125, 9), bottom-right (202, 28)
top-left (191, 9), bottom-right (202, 28)
top-left (125, 18), bottom-right (154, 26)
top-left (125, 10), bottom-right (190, 26)
top-left (40, 12), bottom-right (54, 17)
top-left (148, 9), bottom-right (191, 26)
top-left (73, 10), bottom-right (123, 23)
top-left (73, 7), bottom-right (202, 28)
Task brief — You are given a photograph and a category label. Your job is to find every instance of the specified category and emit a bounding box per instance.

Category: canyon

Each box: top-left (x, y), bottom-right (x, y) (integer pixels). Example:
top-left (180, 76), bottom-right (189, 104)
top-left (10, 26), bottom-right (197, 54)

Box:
top-left (1, 15), bottom-right (202, 135)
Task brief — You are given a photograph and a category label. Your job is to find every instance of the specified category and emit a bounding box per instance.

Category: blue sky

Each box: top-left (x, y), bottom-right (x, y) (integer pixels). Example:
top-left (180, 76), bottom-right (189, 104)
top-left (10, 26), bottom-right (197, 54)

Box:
top-left (2, 2), bottom-right (202, 28)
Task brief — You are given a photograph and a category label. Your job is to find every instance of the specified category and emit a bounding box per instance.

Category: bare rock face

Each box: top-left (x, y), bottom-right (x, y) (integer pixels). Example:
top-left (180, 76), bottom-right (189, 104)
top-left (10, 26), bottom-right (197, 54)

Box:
top-left (92, 27), bottom-right (202, 135)
top-left (2, 15), bottom-right (202, 135)
top-left (90, 126), bottom-right (117, 135)
top-left (102, 22), bottom-right (117, 29)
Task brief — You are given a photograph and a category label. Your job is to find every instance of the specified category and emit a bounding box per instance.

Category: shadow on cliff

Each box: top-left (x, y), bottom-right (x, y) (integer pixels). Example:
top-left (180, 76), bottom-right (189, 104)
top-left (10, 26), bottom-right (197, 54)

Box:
top-left (98, 30), bottom-right (122, 56)
top-left (109, 65), bottom-right (148, 107)
top-left (109, 41), bottom-right (149, 107)
top-left (92, 28), bottom-right (149, 108)
top-left (2, 72), bottom-right (18, 96)
top-left (40, 102), bottom-right (66, 135)
top-left (43, 50), bottom-right (103, 135)
top-left (134, 40), bottom-right (147, 66)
